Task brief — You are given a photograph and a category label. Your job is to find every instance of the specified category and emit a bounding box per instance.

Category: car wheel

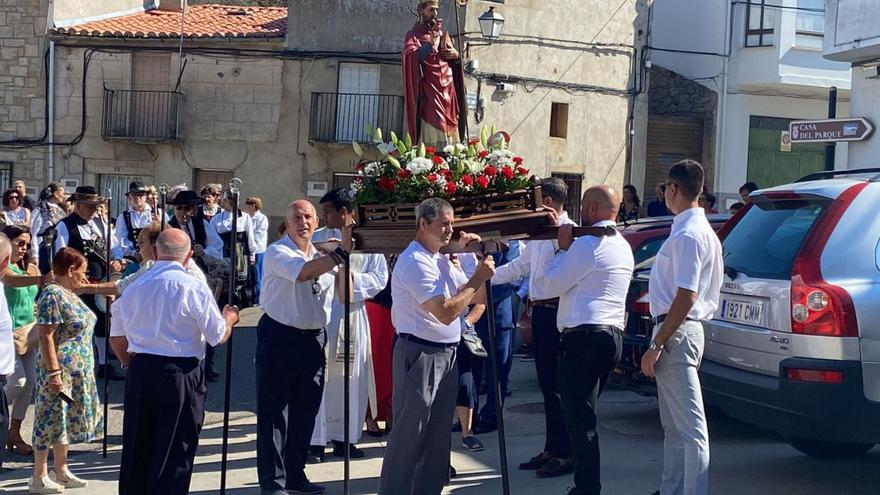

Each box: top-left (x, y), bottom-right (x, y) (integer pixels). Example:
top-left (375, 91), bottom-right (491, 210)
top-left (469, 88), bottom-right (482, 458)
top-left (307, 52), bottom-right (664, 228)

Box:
top-left (785, 437), bottom-right (875, 459)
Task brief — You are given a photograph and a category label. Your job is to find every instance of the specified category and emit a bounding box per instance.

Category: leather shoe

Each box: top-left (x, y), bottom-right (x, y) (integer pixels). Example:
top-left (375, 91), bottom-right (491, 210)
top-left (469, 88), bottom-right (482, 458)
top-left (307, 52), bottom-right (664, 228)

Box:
top-left (519, 452), bottom-right (552, 470)
top-left (286, 479), bottom-right (325, 495)
top-left (332, 441), bottom-right (364, 458)
top-left (306, 445), bottom-right (324, 464)
top-left (536, 457), bottom-right (574, 478)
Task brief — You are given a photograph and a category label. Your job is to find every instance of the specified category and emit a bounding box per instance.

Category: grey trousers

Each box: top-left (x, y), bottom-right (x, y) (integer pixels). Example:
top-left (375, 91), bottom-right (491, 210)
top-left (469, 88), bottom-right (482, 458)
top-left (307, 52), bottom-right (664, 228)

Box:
top-left (378, 337), bottom-right (458, 495)
top-left (0, 375), bottom-right (8, 468)
top-left (654, 321), bottom-right (710, 495)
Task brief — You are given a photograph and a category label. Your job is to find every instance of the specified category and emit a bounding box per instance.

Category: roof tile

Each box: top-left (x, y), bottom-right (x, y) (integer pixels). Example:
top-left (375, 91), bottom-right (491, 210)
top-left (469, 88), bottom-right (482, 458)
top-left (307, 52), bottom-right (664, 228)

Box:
top-left (53, 4), bottom-right (287, 39)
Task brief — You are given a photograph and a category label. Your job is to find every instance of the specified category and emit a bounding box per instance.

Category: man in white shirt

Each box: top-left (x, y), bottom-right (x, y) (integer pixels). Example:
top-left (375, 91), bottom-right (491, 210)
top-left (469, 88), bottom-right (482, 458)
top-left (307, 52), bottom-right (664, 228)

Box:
top-left (378, 198), bottom-right (493, 495)
top-left (491, 177), bottom-right (577, 477)
top-left (244, 196), bottom-right (269, 303)
top-left (0, 235), bottom-right (14, 469)
top-left (110, 229), bottom-right (240, 495)
top-left (641, 160), bottom-right (723, 495)
top-left (256, 200), bottom-right (349, 495)
top-left (536, 186), bottom-right (634, 495)
top-left (113, 182), bottom-right (161, 262)
top-left (309, 189), bottom-right (389, 462)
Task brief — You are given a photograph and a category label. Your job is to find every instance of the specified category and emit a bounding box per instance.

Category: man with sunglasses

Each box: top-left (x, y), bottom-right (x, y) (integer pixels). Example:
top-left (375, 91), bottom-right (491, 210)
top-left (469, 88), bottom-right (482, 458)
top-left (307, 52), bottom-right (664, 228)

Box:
top-left (114, 182), bottom-right (164, 265)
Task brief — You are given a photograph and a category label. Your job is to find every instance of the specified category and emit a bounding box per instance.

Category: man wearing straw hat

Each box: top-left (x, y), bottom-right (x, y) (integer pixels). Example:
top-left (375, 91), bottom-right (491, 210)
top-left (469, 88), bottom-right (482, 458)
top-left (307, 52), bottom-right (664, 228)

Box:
top-left (54, 186), bottom-right (124, 381)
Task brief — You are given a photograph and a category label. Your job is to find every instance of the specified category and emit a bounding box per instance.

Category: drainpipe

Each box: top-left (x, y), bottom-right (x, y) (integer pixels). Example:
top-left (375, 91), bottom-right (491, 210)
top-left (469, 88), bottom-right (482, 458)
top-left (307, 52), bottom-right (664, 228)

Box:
top-left (48, 39), bottom-right (55, 182)
top-left (715, 0), bottom-right (733, 193)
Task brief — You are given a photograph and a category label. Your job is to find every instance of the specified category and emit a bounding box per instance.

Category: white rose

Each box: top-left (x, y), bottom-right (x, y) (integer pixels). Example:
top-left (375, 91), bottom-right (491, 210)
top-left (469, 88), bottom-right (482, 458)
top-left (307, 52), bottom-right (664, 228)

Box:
top-left (407, 157), bottom-right (433, 175)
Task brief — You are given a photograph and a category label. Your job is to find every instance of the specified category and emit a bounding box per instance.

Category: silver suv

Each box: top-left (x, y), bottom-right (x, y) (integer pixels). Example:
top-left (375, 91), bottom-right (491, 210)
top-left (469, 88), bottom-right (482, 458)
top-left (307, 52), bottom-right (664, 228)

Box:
top-left (702, 168), bottom-right (880, 459)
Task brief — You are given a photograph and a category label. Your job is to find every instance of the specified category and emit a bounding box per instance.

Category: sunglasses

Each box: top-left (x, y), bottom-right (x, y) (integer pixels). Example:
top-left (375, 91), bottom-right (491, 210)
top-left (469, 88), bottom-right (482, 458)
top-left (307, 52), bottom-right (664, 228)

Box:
top-left (174, 205), bottom-right (194, 211)
top-left (14, 240), bottom-right (27, 247)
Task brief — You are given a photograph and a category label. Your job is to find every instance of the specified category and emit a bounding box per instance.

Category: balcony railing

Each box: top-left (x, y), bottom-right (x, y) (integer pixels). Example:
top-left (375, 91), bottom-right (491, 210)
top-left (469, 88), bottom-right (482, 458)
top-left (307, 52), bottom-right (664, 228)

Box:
top-left (102, 87), bottom-right (180, 142)
top-left (309, 92), bottom-right (404, 144)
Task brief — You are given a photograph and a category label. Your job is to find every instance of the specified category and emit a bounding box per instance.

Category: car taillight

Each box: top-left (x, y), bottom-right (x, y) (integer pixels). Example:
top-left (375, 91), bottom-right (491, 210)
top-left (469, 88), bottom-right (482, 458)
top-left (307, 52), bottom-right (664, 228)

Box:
top-left (789, 182), bottom-right (866, 338)
top-left (786, 368), bottom-right (844, 384)
top-left (632, 290), bottom-right (650, 314)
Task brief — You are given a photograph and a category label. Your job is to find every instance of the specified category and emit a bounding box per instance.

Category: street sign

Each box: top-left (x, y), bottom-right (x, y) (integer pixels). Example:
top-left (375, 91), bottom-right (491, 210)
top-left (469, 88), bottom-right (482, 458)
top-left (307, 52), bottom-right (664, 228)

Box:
top-left (789, 118), bottom-right (874, 143)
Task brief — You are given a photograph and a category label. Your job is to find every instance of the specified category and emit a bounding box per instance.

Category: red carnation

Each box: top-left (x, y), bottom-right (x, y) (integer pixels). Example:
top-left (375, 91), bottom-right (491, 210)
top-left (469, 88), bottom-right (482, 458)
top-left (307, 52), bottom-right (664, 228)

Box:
top-left (378, 177), bottom-right (398, 191)
top-left (425, 146), bottom-right (436, 155)
top-left (427, 173), bottom-right (438, 182)
top-left (516, 166), bottom-right (529, 176)
top-left (441, 169), bottom-right (454, 180)
top-left (501, 166), bottom-right (515, 180)
top-left (478, 150), bottom-right (489, 158)
top-left (477, 175), bottom-right (489, 189)
top-left (445, 182), bottom-right (458, 195)
top-left (484, 165), bottom-right (497, 177)
top-left (398, 169), bottom-right (412, 179)
top-left (355, 160), bottom-right (367, 171)
top-left (513, 156), bottom-right (524, 165)
top-left (432, 155), bottom-right (444, 165)
top-left (461, 174), bottom-right (474, 186)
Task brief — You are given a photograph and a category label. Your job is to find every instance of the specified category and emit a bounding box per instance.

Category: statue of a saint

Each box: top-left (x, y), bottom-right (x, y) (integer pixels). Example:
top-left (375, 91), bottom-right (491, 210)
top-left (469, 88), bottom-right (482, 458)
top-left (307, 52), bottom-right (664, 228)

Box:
top-left (403, 0), bottom-right (461, 147)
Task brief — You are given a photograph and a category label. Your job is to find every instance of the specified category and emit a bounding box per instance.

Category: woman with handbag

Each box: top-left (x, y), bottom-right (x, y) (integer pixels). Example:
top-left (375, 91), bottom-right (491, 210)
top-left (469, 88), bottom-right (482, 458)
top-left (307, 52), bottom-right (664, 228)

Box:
top-left (29, 248), bottom-right (102, 493)
top-left (2, 225), bottom-right (48, 456)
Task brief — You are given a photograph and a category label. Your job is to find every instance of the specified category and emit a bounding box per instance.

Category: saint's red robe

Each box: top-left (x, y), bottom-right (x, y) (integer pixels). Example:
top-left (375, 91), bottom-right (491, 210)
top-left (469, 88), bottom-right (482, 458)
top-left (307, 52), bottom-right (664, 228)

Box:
top-left (402, 22), bottom-right (459, 139)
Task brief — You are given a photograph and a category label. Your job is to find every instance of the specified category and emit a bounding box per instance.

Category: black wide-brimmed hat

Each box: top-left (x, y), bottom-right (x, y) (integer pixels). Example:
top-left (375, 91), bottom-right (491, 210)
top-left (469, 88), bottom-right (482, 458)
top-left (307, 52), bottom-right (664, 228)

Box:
top-left (70, 186), bottom-right (105, 205)
top-left (125, 181), bottom-right (148, 196)
top-left (168, 190), bottom-right (206, 206)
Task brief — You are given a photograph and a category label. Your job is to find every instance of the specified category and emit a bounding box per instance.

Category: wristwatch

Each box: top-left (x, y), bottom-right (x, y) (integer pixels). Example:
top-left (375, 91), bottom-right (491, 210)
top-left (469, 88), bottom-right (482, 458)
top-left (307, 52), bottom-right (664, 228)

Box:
top-left (649, 339), bottom-right (666, 353)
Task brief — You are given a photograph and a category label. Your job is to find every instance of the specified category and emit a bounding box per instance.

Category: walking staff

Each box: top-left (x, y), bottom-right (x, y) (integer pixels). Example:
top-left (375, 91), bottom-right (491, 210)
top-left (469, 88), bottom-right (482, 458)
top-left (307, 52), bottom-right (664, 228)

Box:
top-left (158, 184), bottom-right (169, 230)
top-left (220, 177), bottom-right (242, 495)
top-left (102, 191), bottom-right (112, 458)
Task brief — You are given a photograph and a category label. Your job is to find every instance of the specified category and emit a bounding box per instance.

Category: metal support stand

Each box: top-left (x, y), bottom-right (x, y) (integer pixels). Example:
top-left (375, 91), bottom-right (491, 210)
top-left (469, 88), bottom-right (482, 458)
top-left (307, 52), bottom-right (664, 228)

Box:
top-left (343, 255), bottom-right (352, 495)
top-left (483, 277), bottom-right (511, 495)
top-left (158, 184), bottom-right (168, 230)
top-left (219, 178), bottom-right (241, 495)
top-left (102, 192), bottom-right (113, 459)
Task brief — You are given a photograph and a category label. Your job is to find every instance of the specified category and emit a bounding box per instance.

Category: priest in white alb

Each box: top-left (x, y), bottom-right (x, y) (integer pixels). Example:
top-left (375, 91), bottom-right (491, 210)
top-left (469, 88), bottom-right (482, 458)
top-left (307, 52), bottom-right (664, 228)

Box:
top-left (309, 188), bottom-right (389, 462)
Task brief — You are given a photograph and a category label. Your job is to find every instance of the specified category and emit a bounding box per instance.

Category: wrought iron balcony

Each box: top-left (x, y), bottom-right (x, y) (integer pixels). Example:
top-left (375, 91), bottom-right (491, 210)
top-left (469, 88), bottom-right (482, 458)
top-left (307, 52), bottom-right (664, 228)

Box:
top-left (309, 92), bottom-right (404, 144)
top-left (101, 87), bottom-right (180, 142)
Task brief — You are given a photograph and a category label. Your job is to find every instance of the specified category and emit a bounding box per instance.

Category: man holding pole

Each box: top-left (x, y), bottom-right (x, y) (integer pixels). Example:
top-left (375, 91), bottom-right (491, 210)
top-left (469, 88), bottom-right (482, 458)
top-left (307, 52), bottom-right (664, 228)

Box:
top-left (256, 200), bottom-right (350, 495)
top-left (111, 229), bottom-right (240, 494)
top-left (378, 198), bottom-right (493, 495)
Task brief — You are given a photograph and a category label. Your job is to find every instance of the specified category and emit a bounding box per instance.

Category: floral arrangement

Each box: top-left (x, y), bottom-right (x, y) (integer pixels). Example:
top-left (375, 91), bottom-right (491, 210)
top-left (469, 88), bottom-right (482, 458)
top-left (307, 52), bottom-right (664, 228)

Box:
top-left (349, 126), bottom-right (532, 205)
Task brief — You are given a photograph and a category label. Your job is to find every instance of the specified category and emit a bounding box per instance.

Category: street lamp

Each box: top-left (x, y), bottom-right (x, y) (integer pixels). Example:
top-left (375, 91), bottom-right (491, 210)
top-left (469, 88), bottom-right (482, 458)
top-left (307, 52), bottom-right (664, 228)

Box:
top-left (479, 6), bottom-right (505, 41)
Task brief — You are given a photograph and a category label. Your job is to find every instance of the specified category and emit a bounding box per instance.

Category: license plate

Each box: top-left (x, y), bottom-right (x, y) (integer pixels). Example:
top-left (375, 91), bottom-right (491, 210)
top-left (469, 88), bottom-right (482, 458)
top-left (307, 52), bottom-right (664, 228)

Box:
top-left (720, 299), bottom-right (764, 326)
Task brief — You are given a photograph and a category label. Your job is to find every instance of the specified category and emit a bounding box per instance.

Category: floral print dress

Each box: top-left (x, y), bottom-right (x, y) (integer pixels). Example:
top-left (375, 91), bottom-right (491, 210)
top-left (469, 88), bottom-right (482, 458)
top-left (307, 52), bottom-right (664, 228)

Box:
top-left (32, 283), bottom-right (103, 450)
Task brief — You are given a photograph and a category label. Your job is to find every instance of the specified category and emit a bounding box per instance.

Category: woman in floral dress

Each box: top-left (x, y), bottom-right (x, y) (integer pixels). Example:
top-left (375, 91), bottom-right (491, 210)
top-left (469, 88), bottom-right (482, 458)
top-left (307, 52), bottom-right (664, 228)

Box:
top-left (29, 248), bottom-right (102, 494)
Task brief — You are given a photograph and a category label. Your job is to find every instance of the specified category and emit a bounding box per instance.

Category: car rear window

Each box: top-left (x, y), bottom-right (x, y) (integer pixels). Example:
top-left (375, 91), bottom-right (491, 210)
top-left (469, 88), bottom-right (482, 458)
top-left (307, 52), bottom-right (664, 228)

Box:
top-left (723, 196), bottom-right (831, 280)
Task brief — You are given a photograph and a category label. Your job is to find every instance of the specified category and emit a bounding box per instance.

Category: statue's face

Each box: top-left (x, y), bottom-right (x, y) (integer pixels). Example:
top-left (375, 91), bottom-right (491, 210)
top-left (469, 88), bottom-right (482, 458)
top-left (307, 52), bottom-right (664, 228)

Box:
top-left (420, 5), bottom-right (438, 23)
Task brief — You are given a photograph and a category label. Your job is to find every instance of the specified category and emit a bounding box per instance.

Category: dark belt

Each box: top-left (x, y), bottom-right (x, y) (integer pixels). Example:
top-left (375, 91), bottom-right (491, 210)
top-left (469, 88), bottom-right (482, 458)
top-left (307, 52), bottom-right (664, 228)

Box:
top-left (263, 315), bottom-right (323, 336)
top-left (651, 313), bottom-right (700, 327)
top-left (561, 324), bottom-right (622, 337)
top-left (398, 333), bottom-right (458, 349)
top-left (532, 298), bottom-right (559, 309)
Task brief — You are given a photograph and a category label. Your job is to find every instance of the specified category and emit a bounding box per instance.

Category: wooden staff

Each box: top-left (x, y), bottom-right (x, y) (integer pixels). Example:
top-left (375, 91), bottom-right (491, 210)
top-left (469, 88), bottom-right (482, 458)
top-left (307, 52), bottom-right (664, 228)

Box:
top-left (343, 254), bottom-right (352, 495)
top-left (102, 191), bottom-right (112, 458)
top-left (219, 177), bottom-right (242, 495)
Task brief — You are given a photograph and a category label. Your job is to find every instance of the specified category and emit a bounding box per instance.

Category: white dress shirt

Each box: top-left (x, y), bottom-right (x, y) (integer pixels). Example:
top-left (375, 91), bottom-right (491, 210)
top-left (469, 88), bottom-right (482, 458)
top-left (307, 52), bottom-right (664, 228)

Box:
top-left (0, 284), bottom-right (14, 376)
top-left (117, 258), bottom-right (208, 294)
top-left (391, 240), bottom-right (469, 344)
top-left (533, 220), bottom-right (634, 330)
top-left (54, 215), bottom-right (119, 256)
top-left (648, 207), bottom-right (724, 321)
top-left (252, 211), bottom-right (269, 254)
top-left (113, 206), bottom-right (158, 259)
top-left (211, 210), bottom-right (258, 260)
top-left (109, 261), bottom-right (226, 360)
top-left (261, 234), bottom-right (334, 329)
top-left (492, 211), bottom-right (577, 301)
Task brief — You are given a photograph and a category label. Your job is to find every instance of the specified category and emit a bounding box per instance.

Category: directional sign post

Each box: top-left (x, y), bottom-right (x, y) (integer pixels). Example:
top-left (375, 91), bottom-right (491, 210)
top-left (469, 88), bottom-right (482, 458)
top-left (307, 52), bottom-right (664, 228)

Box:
top-left (789, 117), bottom-right (875, 143)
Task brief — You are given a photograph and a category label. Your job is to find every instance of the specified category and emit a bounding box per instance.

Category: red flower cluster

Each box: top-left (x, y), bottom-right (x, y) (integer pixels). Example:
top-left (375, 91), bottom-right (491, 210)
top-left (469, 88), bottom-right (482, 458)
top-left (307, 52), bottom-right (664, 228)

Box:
top-left (461, 175), bottom-right (474, 186)
top-left (500, 166), bottom-right (515, 180)
top-left (398, 169), bottom-right (412, 179)
top-left (483, 165), bottom-right (497, 177)
top-left (477, 175), bottom-right (489, 189)
top-left (432, 155), bottom-right (444, 165)
top-left (378, 177), bottom-right (398, 191)
top-left (425, 146), bottom-right (437, 155)
top-left (516, 166), bottom-right (529, 176)
top-left (478, 150), bottom-right (489, 158)
top-left (441, 169), bottom-right (454, 181)
top-left (513, 156), bottom-right (524, 165)
top-left (427, 173), bottom-right (438, 182)
top-left (445, 182), bottom-right (457, 195)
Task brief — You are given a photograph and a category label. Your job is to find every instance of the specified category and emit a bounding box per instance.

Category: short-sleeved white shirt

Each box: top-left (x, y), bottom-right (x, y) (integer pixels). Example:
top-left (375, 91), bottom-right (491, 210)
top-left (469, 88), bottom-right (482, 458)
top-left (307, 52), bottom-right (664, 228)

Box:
top-left (648, 207), bottom-right (724, 321)
top-left (261, 235), bottom-right (334, 329)
top-left (392, 240), bottom-right (469, 344)
top-left (109, 261), bottom-right (226, 360)
top-left (0, 283), bottom-right (13, 376)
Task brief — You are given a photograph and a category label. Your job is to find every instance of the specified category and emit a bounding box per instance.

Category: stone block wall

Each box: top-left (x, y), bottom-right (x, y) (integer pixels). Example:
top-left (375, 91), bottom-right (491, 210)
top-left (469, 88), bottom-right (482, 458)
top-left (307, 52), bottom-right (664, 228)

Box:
top-left (0, 0), bottom-right (49, 185)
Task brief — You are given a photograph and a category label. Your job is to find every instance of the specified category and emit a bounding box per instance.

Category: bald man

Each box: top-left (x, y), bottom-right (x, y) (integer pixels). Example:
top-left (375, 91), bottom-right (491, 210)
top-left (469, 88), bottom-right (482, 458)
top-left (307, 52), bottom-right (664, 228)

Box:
top-left (111, 229), bottom-right (240, 494)
top-left (256, 200), bottom-right (352, 495)
top-left (534, 186), bottom-right (635, 495)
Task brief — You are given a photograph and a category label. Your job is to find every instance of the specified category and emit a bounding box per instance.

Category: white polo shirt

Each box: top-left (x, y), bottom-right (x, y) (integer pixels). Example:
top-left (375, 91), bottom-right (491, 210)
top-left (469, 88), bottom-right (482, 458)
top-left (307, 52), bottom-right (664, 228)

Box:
top-left (648, 207), bottom-right (723, 321)
top-left (0, 284), bottom-right (13, 376)
top-left (109, 261), bottom-right (226, 360)
top-left (533, 221), bottom-right (634, 330)
top-left (392, 240), bottom-right (469, 344)
top-left (261, 234), bottom-right (334, 330)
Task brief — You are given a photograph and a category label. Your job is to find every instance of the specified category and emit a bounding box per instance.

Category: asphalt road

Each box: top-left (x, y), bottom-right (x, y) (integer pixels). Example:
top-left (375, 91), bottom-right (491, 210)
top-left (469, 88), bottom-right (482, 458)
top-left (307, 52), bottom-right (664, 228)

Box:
top-left (2, 308), bottom-right (880, 494)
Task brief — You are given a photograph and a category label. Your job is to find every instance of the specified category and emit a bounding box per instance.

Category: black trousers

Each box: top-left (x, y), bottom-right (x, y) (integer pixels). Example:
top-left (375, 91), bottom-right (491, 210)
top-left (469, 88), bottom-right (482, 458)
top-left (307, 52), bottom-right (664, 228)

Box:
top-left (558, 327), bottom-right (623, 495)
top-left (256, 315), bottom-right (325, 491)
top-left (119, 354), bottom-right (206, 495)
top-left (532, 305), bottom-right (571, 458)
